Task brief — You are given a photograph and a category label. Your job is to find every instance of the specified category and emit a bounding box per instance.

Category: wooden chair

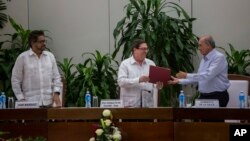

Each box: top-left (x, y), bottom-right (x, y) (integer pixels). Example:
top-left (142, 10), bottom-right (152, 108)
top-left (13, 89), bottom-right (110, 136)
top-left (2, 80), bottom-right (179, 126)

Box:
top-left (226, 74), bottom-right (250, 122)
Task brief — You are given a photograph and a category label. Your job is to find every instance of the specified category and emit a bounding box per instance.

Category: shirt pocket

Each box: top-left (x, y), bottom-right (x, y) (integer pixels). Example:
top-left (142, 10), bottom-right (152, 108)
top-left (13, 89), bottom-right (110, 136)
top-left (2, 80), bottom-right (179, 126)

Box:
top-left (25, 64), bottom-right (36, 76)
top-left (42, 59), bottom-right (53, 77)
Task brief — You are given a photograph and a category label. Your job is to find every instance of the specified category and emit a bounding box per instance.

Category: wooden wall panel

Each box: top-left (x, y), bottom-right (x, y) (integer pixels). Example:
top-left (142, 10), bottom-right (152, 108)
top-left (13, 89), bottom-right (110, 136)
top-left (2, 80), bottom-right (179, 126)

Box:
top-left (174, 122), bottom-right (229, 141)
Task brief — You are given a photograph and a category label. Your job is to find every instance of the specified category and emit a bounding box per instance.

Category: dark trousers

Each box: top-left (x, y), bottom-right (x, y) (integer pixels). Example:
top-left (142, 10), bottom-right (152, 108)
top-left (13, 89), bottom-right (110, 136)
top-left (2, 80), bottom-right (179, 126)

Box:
top-left (199, 90), bottom-right (229, 107)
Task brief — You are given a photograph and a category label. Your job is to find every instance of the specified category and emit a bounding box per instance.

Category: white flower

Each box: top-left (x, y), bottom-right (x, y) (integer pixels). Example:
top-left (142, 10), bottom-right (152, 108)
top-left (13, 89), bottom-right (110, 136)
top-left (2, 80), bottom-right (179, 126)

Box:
top-left (95, 129), bottom-right (104, 136)
top-left (89, 137), bottom-right (95, 141)
top-left (102, 109), bottom-right (111, 117)
top-left (104, 119), bottom-right (112, 126)
top-left (113, 130), bottom-right (121, 135)
top-left (113, 132), bottom-right (122, 140)
top-left (112, 127), bottom-right (120, 133)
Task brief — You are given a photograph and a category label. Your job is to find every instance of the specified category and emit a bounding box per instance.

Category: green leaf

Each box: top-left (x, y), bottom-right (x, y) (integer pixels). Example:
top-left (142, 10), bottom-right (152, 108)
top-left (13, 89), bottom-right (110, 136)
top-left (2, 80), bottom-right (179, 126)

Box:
top-left (220, 43), bottom-right (250, 75)
top-left (0, 0), bottom-right (7, 29)
top-left (113, 17), bottom-right (126, 39)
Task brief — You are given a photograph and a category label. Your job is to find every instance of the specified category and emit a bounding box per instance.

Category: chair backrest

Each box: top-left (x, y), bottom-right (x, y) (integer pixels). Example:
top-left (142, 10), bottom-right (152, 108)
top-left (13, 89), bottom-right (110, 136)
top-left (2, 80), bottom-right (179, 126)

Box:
top-left (228, 74), bottom-right (250, 95)
top-left (227, 80), bottom-right (248, 108)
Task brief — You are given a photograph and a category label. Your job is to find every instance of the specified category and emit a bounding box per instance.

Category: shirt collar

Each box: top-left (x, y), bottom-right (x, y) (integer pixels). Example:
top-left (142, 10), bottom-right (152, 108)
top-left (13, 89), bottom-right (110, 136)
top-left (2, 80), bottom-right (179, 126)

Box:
top-left (204, 48), bottom-right (216, 61)
top-left (130, 56), bottom-right (147, 65)
top-left (28, 48), bottom-right (47, 56)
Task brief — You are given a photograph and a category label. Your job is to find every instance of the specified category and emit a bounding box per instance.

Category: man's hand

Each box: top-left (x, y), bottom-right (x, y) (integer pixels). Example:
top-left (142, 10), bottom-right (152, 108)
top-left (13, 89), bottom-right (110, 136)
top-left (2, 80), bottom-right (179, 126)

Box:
top-left (168, 76), bottom-right (179, 85)
top-left (156, 81), bottom-right (164, 90)
top-left (139, 75), bottom-right (150, 83)
top-left (53, 92), bottom-right (62, 107)
top-left (176, 71), bottom-right (187, 79)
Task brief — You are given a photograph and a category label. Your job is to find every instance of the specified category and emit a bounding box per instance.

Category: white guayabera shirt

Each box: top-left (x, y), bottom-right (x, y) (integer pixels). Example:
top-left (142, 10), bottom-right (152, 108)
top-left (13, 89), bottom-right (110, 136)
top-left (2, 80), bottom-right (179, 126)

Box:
top-left (11, 49), bottom-right (62, 106)
top-left (118, 56), bottom-right (158, 108)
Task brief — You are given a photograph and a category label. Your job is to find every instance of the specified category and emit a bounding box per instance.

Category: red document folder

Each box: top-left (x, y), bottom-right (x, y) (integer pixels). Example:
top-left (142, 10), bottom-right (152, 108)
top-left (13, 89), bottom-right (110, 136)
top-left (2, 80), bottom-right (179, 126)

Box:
top-left (149, 65), bottom-right (171, 85)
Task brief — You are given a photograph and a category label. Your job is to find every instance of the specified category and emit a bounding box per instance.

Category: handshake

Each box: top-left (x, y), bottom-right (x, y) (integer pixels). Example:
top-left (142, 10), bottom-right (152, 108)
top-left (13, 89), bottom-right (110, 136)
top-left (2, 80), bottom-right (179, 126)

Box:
top-left (175, 71), bottom-right (187, 79)
top-left (168, 71), bottom-right (187, 85)
top-left (139, 75), bottom-right (164, 89)
top-left (139, 70), bottom-right (187, 88)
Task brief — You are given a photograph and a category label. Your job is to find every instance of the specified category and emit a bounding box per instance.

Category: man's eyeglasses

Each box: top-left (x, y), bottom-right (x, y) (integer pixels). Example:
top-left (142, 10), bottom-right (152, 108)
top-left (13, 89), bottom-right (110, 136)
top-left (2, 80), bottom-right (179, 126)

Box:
top-left (36, 40), bottom-right (47, 44)
top-left (137, 48), bottom-right (148, 51)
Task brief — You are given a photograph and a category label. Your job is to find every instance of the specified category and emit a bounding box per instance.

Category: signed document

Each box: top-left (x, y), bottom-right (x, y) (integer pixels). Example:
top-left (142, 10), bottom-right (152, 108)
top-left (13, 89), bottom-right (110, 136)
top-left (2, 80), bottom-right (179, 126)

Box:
top-left (149, 65), bottom-right (171, 85)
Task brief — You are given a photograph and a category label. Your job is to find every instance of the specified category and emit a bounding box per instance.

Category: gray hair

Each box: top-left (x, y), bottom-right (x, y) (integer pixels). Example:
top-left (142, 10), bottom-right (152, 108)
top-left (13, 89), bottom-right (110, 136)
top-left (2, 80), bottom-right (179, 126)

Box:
top-left (203, 35), bottom-right (215, 48)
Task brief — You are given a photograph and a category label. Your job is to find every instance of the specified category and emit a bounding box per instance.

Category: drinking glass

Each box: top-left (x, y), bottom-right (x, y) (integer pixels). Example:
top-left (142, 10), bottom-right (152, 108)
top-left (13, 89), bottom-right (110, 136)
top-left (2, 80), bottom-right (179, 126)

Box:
top-left (8, 97), bottom-right (15, 109)
top-left (186, 95), bottom-right (192, 108)
top-left (92, 96), bottom-right (99, 107)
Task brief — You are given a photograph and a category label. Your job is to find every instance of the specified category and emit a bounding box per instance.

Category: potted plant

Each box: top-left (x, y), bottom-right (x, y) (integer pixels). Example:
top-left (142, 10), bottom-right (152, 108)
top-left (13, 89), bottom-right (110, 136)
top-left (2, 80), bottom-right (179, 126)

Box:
top-left (0, 0), bottom-right (7, 91)
top-left (0, 0), bottom-right (7, 29)
top-left (58, 58), bottom-right (78, 106)
top-left (58, 51), bottom-right (119, 107)
top-left (219, 44), bottom-right (250, 75)
top-left (113, 0), bottom-right (198, 106)
top-left (0, 17), bottom-right (31, 97)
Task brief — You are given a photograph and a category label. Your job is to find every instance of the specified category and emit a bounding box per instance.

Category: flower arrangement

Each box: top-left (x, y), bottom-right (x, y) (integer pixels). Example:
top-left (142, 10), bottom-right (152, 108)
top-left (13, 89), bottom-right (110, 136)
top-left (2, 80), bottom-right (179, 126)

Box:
top-left (89, 109), bottom-right (122, 141)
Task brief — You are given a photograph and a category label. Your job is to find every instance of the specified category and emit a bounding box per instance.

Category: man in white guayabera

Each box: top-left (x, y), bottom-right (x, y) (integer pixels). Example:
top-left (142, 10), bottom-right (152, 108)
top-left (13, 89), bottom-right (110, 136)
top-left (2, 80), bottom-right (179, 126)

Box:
top-left (11, 30), bottom-right (62, 107)
top-left (118, 39), bottom-right (163, 108)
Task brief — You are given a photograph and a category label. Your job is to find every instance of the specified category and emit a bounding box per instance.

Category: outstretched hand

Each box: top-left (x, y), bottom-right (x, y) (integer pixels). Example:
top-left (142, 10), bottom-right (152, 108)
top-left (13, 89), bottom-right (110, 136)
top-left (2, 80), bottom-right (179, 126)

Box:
top-left (176, 71), bottom-right (187, 79)
top-left (156, 81), bottom-right (164, 90)
top-left (168, 76), bottom-right (179, 85)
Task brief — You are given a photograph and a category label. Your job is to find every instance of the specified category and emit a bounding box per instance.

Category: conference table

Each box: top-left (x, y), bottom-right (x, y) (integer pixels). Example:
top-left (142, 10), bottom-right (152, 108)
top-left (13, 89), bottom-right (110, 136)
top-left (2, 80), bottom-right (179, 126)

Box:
top-left (0, 108), bottom-right (250, 141)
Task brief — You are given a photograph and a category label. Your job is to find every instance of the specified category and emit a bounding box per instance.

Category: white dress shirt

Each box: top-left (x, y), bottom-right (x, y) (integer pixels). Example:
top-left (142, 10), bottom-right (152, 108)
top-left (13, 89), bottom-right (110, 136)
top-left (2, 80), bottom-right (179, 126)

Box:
top-left (11, 49), bottom-right (62, 106)
top-left (118, 56), bottom-right (157, 107)
top-left (179, 49), bottom-right (230, 93)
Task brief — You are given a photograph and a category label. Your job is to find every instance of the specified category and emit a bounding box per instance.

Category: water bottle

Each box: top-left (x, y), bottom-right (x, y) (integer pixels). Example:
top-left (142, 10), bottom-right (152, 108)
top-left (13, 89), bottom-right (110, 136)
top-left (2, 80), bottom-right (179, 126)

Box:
top-left (1, 92), bottom-right (6, 109)
top-left (85, 90), bottom-right (91, 108)
top-left (239, 91), bottom-right (245, 108)
top-left (179, 90), bottom-right (185, 108)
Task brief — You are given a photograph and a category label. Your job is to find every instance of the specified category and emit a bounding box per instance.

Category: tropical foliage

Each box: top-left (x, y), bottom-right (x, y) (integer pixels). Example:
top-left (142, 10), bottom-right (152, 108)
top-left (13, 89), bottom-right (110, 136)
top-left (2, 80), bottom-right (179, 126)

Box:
top-left (219, 43), bottom-right (250, 75)
top-left (58, 58), bottom-right (77, 106)
top-left (0, 0), bottom-right (7, 29)
top-left (113, 0), bottom-right (198, 106)
top-left (58, 51), bottom-right (119, 107)
top-left (0, 17), bottom-right (31, 97)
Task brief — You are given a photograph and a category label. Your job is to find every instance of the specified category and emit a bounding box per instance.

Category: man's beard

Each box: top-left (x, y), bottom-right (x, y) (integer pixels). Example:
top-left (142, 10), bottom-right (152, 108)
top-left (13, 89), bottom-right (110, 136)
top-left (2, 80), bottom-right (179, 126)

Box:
top-left (40, 46), bottom-right (46, 51)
